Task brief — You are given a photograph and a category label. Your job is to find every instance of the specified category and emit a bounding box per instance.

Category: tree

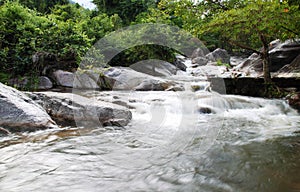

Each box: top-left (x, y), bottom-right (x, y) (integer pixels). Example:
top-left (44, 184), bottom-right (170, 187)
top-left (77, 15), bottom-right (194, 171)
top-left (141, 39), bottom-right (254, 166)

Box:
top-left (202, 0), bottom-right (300, 84)
top-left (13, 0), bottom-right (69, 13)
top-left (92, 0), bottom-right (157, 24)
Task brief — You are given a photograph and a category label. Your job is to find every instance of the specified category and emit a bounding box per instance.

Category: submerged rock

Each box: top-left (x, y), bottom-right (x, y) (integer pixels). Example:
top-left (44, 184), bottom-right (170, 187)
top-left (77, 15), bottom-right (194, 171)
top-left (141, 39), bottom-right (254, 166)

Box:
top-left (27, 92), bottom-right (132, 127)
top-left (0, 83), bottom-right (57, 133)
top-left (198, 107), bottom-right (213, 114)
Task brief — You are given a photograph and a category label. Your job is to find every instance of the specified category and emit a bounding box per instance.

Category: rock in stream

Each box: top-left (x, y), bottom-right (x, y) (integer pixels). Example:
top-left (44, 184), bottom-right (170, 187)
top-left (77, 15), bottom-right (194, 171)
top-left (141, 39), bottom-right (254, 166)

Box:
top-left (0, 83), bottom-right (57, 133)
top-left (27, 92), bottom-right (132, 127)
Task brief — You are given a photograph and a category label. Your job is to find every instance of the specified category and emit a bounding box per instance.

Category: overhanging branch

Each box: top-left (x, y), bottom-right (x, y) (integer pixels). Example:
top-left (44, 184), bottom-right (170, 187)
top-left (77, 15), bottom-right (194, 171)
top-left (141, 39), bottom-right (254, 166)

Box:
top-left (227, 39), bottom-right (260, 54)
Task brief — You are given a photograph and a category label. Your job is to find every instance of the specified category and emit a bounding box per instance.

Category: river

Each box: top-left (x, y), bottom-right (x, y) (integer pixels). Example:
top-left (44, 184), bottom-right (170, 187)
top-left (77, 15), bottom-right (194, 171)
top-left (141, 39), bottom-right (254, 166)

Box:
top-left (0, 89), bottom-right (299, 192)
top-left (1, 56), bottom-right (300, 191)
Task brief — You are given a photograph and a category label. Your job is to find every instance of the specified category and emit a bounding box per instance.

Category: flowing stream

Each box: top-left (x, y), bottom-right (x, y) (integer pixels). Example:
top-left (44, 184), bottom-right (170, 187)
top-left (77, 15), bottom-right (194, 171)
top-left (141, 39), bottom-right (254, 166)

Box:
top-left (0, 60), bottom-right (300, 191)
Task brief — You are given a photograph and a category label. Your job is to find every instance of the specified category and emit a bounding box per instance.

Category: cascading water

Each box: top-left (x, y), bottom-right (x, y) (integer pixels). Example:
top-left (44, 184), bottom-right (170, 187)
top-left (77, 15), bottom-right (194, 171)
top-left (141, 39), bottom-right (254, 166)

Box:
top-left (0, 57), bottom-right (299, 192)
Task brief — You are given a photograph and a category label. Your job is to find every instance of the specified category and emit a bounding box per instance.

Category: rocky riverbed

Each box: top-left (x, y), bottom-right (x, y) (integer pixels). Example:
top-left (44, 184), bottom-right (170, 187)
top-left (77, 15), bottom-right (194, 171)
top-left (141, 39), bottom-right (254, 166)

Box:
top-left (1, 39), bottom-right (300, 135)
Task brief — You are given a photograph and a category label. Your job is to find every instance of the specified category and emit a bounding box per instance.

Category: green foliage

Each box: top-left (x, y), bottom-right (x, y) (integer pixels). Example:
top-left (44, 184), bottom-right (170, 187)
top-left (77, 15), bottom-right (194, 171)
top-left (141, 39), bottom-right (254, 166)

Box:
top-left (134, 0), bottom-right (221, 50)
top-left (0, 72), bottom-right (10, 84)
top-left (216, 59), bottom-right (231, 68)
top-left (0, 2), bottom-right (51, 75)
top-left (5, 0), bottom-right (69, 13)
top-left (1, 0), bottom-right (299, 89)
top-left (81, 13), bottom-right (122, 43)
top-left (202, 0), bottom-right (300, 50)
top-left (0, 1), bottom-right (116, 78)
top-left (92, 0), bottom-right (157, 24)
top-left (50, 3), bottom-right (90, 22)
top-left (265, 83), bottom-right (288, 98)
top-left (202, 0), bottom-right (300, 83)
top-left (108, 45), bottom-right (176, 67)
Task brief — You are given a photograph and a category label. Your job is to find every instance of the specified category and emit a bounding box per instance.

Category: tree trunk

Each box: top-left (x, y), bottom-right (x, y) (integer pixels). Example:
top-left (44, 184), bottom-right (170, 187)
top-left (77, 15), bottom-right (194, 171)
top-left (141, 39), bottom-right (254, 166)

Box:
top-left (259, 34), bottom-right (272, 84)
top-left (262, 49), bottom-right (272, 84)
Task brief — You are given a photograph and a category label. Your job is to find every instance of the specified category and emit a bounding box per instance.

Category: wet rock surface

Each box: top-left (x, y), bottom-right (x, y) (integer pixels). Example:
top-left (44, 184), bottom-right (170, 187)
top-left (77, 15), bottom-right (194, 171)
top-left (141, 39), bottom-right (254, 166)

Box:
top-left (27, 92), bottom-right (132, 127)
top-left (0, 83), bottom-right (57, 133)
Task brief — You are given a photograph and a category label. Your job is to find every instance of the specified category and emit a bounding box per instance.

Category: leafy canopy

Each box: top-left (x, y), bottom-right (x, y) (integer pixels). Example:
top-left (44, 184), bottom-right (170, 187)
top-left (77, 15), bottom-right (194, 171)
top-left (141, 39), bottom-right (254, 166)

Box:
top-left (202, 0), bottom-right (300, 51)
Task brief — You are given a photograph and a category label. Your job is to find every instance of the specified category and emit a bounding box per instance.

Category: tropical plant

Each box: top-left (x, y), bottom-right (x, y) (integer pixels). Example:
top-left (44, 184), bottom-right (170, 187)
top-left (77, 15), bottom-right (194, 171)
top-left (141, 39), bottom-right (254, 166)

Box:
top-left (202, 0), bottom-right (300, 84)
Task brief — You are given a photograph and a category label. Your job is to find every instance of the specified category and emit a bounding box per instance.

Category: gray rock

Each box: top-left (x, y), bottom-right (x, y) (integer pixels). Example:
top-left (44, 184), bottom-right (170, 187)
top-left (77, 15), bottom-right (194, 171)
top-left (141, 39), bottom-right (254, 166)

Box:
top-left (269, 39), bottom-right (300, 71)
top-left (191, 48), bottom-right (206, 59)
top-left (52, 70), bottom-right (74, 87)
top-left (174, 58), bottom-right (187, 71)
top-left (8, 76), bottom-right (53, 90)
top-left (104, 67), bottom-right (181, 91)
top-left (129, 59), bottom-right (177, 77)
top-left (233, 39), bottom-right (300, 75)
top-left (27, 92), bottom-right (132, 127)
top-left (277, 54), bottom-right (300, 74)
top-left (8, 78), bottom-right (28, 89)
top-left (38, 76), bottom-right (53, 90)
top-left (234, 56), bottom-right (263, 73)
top-left (134, 79), bottom-right (173, 91)
top-left (0, 83), bottom-right (57, 133)
top-left (206, 48), bottom-right (230, 64)
top-left (74, 69), bottom-right (115, 90)
top-left (74, 67), bottom-right (184, 91)
top-left (234, 40), bottom-right (300, 77)
top-left (104, 67), bottom-right (149, 90)
top-left (192, 57), bottom-right (209, 66)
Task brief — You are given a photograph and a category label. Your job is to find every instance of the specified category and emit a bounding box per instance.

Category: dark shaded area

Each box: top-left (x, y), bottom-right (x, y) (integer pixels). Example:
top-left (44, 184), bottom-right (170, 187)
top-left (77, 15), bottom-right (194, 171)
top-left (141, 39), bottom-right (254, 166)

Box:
top-left (210, 77), bottom-right (300, 96)
top-left (107, 44), bottom-right (177, 67)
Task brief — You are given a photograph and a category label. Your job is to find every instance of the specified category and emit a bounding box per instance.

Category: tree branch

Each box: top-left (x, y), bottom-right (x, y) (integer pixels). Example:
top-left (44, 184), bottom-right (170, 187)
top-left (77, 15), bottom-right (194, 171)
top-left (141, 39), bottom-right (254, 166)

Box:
top-left (281, 25), bottom-right (299, 36)
top-left (227, 39), bottom-right (260, 54)
top-left (206, 0), bottom-right (229, 11)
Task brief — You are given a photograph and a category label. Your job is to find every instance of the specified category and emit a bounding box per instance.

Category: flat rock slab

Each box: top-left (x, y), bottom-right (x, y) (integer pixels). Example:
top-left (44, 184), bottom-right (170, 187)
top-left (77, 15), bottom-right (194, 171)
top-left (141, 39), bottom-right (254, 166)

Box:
top-left (27, 92), bottom-right (132, 127)
top-left (0, 83), bottom-right (57, 133)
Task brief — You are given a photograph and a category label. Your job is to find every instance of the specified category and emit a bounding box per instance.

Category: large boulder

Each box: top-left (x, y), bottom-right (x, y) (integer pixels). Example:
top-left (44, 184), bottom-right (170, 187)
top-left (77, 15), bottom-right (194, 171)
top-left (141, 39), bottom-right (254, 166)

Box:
top-left (191, 48), bottom-right (206, 59)
top-left (234, 39), bottom-right (300, 75)
top-left (233, 53), bottom-right (263, 77)
top-left (27, 92), bottom-right (132, 127)
top-left (74, 69), bottom-right (115, 90)
top-left (269, 39), bottom-right (300, 71)
top-left (38, 76), bottom-right (53, 90)
top-left (8, 76), bottom-right (53, 90)
top-left (103, 67), bottom-right (183, 91)
top-left (0, 83), bottom-right (57, 133)
top-left (192, 56), bottom-right (209, 66)
top-left (129, 59), bottom-right (177, 77)
top-left (72, 67), bottom-right (184, 91)
top-left (277, 52), bottom-right (300, 74)
top-left (52, 70), bottom-right (74, 87)
top-left (205, 48), bottom-right (231, 64)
